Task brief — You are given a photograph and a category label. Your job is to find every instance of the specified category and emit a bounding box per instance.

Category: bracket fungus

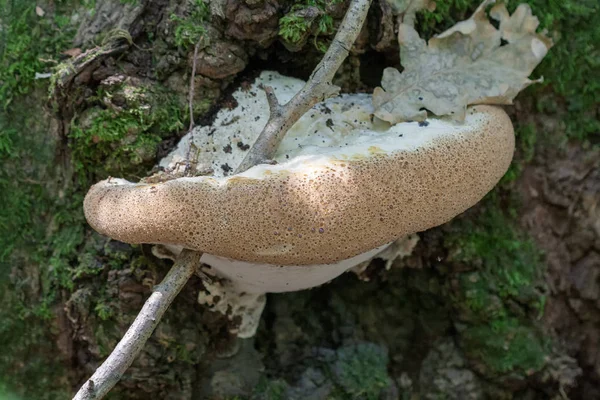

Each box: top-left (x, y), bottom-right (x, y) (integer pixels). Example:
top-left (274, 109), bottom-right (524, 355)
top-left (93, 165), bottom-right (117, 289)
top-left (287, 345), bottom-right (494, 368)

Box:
top-left (84, 71), bottom-right (515, 336)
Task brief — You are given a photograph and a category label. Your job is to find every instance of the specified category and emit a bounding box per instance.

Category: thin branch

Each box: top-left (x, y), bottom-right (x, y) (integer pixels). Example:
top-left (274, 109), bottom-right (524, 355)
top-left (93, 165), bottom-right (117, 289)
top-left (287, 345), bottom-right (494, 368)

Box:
top-left (73, 1), bottom-right (372, 399)
top-left (236, 0), bottom-right (372, 173)
top-left (73, 249), bottom-right (202, 400)
top-left (261, 84), bottom-right (282, 116)
top-left (184, 40), bottom-right (202, 176)
top-left (188, 41), bottom-right (201, 132)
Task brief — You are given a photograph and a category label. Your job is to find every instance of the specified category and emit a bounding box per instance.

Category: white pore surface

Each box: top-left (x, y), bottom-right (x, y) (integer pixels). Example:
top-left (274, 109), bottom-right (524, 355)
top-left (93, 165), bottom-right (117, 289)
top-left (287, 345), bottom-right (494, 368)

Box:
top-left (200, 243), bottom-right (392, 293)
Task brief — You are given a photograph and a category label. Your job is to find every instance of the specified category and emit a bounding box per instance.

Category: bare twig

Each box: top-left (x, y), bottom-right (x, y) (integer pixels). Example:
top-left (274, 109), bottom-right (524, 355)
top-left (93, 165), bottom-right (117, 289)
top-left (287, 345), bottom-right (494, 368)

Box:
top-left (184, 41), bottom-right (202, 176)
top-left (73, 250), bottom-right (202, 400)
top-left (188, 41), bottom-right (201, 132)
top-left (73, 1), bottom-right (372, 399)
top-left (236, 0), bottom-right (372, 173)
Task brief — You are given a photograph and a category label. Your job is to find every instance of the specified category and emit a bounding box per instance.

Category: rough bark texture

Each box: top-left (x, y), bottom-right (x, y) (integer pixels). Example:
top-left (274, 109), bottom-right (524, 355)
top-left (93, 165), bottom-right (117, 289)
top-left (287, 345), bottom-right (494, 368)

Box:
top-left (73, 249), bottom-right (202, 400)
top-left (0, 0), bottom-right (598, 399)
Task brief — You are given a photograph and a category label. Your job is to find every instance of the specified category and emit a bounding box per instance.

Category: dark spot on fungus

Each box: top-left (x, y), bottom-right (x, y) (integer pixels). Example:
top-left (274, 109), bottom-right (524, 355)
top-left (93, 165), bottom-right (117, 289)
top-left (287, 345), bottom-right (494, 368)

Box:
top-left (320, 105), bottom-right (332, 114)
top-left (418, 121), bottom-right (430, 127)
top-left (237, 142), bottom-right (250, 151)
top-left (221, 163), bottom-right (232, 173)
top-left (223, 144), bottom-right (232, 153)
top-left (326, 118), bottom-right (335, 131)
top-left (221, 116), bottom-right (240, 126)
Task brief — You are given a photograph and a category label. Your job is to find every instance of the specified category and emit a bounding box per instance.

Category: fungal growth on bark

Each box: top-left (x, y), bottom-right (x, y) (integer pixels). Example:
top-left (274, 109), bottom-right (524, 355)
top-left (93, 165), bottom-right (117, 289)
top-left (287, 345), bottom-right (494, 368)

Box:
top-left (85, 72), bottom-right (515, 282)
top-left (74, 0), bottom-right (553, 397)
top-left (84, 70), bottom-right (515, 337)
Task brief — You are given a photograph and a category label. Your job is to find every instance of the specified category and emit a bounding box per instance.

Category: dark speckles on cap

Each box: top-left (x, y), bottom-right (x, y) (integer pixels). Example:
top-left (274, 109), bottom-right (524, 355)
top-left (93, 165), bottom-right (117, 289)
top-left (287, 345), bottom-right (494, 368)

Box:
top-left (83, 106), bottom-right (514, 266)
top-left (237, 142), bottom-right (250, 151)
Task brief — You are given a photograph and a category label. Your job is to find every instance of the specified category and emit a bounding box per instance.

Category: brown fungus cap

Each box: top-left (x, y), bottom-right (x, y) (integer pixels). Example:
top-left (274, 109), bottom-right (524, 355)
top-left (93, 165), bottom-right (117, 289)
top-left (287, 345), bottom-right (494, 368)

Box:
top-left (84, 105), bottom-right (514, 266)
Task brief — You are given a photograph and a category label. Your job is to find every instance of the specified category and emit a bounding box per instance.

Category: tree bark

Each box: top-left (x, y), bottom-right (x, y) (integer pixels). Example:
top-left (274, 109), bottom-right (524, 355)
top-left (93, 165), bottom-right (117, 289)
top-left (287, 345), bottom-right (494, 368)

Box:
top-left (1, 1), bottom-right (598, 399)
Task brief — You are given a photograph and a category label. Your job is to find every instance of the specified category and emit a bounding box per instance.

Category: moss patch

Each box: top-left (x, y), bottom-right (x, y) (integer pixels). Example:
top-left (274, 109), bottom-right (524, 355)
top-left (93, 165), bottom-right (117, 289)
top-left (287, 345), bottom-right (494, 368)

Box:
top-left (445, 206), bottom-right (545, 319)
top-left (330, 343), bottom-right (391, 400)
top-left (0, 1), bottom-right (77, 110)
top-left (69, 80), bottom-right (185, 180)
top-left (443, 201), bottom-right (549, 380)
top-left (461, 317), bottom-right (548, 377)
top-left (170, 0), bottom-right (210, 49)
top-left (0, 90), bottom-right (84, 398)
top-left (0, 1), bottom-right (189, 397)
top-left (279, 0), bottom-right (343, 52)
top-left (251, 378), bottom-right (288, 400)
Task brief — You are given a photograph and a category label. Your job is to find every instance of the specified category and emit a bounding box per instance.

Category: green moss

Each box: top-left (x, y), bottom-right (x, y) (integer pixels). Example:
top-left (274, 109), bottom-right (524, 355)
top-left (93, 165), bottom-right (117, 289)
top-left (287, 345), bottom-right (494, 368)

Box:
top-left (251, 378), bottom-right (288, 400)
top-left (0, 0), bottom-right (77, 269)
top-left (499, 123), bottom-right (538, 185)
top-left (331, 343), bottom-right (391, 400)
top-left (418, 0), bottom-right (600, 143)
top-left (0, 2), bottom-right (134, 397)
top-left (279, 0), bottom-right (342, 52)
top-left (69, 82), bottom-right (185, 180)
top-left (279, 13), bottom-right (311, 43)
top-left (252, 343), bottom-right (390, 400)
top-left (524, 0), bottom-right (599, 142)
top-left (445, 205), bottom-right (545, 321)
top-left (170, 0), bottom-right (210, 48)
top-left (1, 0), bottom-right (193, 391)
top-left (419, 0), bottom-right (474, 31)
top-left (0, 384), bottom-right (23, 400)
top-left (0, 1), bottom-right (77, 110)
top-left (462, 318), bottom-right (548, 376)
top-left (518, 124), bottom-right (538, 163)
top-left (443, 202), bottom-right (549, 379)
top-left (0, 0), bottom-right (80, 253)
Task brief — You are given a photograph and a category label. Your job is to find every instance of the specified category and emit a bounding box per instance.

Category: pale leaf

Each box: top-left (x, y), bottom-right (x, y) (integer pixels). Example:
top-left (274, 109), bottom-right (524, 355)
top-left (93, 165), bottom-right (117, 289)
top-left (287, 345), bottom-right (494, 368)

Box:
top-left (373, 0), bottom-right (553, 124)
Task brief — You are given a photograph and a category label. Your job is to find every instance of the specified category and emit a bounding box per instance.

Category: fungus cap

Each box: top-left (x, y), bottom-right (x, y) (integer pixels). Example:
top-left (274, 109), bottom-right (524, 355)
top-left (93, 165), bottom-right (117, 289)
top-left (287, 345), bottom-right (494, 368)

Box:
top-left (84, 88), bottom-right (514, 270)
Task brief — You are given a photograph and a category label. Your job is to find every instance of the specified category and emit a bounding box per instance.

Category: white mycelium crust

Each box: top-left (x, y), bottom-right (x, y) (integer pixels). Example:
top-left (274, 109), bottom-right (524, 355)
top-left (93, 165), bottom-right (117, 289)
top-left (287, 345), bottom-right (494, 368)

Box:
top-left (153, 243), bottom-right (392, 293)
top-left (84, 71), bottom-right (515, 294)
top-left (200, 243), bottom-right (391, 293)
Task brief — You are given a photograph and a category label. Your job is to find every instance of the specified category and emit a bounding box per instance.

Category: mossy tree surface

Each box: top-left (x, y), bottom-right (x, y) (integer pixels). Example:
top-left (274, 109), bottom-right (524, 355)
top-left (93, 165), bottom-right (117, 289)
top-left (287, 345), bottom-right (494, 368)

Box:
top-left (0, 1), bottom-right (81, 397)
top-left (0, 0), bottom-right (191, 398)
top-left (0, 0), bottom-right (598, 399)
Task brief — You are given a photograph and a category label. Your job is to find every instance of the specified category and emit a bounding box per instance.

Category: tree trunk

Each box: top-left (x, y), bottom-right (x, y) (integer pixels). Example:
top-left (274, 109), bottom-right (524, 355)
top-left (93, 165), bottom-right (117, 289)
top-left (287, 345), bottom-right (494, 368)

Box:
top-left (0, 0), bottom-right (598, 399)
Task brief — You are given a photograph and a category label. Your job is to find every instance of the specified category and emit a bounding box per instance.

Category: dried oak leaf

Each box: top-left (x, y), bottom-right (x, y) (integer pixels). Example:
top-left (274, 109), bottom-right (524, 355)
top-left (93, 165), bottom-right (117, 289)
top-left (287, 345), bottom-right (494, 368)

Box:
top-left (373, 0), bottom-right (553, 124)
